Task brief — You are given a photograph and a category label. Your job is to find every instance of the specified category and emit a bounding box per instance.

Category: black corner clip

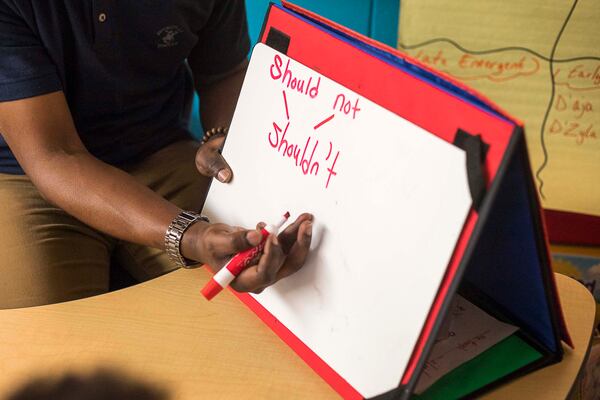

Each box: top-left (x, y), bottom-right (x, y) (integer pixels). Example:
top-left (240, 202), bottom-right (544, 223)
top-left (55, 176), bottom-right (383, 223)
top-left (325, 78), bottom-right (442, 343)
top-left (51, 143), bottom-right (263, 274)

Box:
top-left (366, 385), bottom-right (410, 400)
top-left (266, 27), bottom-right (291, 54)
top-left (453, 129), bottom-right (489, 211)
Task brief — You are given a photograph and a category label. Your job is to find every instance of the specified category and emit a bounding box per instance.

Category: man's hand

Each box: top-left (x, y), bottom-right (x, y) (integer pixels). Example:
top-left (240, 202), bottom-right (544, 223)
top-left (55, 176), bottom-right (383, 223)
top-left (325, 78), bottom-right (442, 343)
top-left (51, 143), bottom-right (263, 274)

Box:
top-left (195, 135), bottom-right (233, 183)
top-left (182, 213), bottom-right (313, 293)
top-left (194, 57), bottom-right (247, 183)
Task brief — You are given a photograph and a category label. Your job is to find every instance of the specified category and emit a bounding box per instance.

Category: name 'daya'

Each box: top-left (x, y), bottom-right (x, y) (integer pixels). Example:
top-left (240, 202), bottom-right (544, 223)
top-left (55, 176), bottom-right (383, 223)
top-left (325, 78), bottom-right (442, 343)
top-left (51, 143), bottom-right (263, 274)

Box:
top-left (270, 54), bottom-right (321, 98)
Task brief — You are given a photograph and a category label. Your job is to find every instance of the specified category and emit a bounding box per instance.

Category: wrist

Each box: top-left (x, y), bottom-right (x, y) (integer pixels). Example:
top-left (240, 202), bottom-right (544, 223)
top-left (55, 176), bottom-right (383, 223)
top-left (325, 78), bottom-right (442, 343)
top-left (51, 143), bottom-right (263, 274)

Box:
top-left (180, 219), bottom-right (210, 264)
top-left (164, 211), bottom-right (209, 268)
top-left (200, 126), bottom-right (228, 145)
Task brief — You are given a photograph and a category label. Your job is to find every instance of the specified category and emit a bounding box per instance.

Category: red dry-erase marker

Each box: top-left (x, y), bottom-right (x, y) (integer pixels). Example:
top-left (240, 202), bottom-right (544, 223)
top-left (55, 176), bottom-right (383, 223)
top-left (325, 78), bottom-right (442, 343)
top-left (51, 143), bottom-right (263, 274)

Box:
top-left (201, 212), bottom-right (290, 300)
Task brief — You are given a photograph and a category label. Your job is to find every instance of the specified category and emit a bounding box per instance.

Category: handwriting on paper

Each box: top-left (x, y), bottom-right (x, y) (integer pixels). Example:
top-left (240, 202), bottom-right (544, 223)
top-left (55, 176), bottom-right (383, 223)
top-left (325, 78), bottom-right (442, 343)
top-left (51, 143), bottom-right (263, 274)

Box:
top-left (414, 295), bottom-right (518, 394)
top-left (398, 0), bottom-right (600, 216)
top-left (266, 53), bottom-right (357, 189)
top-left (549, 64), bottom-right (599, 146)
top-left (412, 49), bottom-right (541, 82)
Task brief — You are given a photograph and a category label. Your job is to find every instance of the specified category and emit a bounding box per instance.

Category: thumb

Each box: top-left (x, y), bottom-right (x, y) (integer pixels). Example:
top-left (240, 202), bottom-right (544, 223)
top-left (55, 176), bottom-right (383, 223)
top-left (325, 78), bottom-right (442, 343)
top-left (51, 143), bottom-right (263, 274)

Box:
top-left (195, 136), bottom-right (233, 183)
top-left (211, 154), bottom-right (233, 183)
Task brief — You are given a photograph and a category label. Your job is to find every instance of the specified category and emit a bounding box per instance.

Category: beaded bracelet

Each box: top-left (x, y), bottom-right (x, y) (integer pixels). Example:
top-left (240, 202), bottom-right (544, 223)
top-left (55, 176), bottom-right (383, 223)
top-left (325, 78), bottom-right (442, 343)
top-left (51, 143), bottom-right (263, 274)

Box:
top-left (201, 126), bottom-right (228, 145)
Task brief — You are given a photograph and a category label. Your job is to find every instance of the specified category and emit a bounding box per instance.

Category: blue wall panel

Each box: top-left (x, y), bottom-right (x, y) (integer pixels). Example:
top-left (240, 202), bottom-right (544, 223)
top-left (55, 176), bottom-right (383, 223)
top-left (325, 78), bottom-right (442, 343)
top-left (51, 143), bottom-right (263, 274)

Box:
top-left (246, 0), bottom-right (399, 47)
top-left (372, 0), bottom-right (400, 47)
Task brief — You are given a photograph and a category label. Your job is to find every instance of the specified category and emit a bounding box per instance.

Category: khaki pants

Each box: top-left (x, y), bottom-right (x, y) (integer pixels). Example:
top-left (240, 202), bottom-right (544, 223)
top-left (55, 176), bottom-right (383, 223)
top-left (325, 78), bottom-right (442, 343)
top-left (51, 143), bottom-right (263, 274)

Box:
top-left (0, 140), bottom-right (210, 309)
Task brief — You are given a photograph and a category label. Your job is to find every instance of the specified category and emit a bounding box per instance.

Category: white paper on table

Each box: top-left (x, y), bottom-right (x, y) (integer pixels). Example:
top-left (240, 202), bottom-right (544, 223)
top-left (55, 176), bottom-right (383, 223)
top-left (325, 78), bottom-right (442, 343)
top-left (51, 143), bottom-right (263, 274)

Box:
top-left (414, 295), bottom-right (519, 394)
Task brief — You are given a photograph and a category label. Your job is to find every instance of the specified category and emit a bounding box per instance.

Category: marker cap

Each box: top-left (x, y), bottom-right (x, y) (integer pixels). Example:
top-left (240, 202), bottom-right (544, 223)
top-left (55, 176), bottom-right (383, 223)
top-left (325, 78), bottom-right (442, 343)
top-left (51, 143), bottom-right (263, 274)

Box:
top-left (201, 279), bottom-right (224, 300)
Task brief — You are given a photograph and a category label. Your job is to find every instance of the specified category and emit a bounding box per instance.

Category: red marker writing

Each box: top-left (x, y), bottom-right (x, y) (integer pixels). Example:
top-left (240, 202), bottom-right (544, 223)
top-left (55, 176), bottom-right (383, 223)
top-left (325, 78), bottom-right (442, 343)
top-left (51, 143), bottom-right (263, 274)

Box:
top-left (201, 212), bottom-right (291, 300)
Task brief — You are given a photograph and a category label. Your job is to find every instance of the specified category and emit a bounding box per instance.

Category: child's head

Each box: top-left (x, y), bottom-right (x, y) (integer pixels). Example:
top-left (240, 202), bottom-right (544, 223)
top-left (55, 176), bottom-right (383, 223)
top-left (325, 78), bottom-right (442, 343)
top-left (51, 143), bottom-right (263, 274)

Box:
top-left (7, 368), bottom-right (169, 400)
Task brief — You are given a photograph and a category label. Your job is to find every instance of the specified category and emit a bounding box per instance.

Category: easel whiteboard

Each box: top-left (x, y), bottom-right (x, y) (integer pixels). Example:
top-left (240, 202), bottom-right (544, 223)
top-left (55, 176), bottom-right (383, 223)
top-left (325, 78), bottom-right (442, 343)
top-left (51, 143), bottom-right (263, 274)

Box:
top-left (203, 43), bottom-right (471, 397)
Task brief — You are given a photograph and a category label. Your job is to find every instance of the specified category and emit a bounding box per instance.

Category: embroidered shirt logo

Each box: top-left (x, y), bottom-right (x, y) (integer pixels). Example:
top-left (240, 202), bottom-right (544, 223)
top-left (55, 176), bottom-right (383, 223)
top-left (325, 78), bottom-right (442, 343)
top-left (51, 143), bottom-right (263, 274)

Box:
top-left (157, 25), bottom-right (183, 48)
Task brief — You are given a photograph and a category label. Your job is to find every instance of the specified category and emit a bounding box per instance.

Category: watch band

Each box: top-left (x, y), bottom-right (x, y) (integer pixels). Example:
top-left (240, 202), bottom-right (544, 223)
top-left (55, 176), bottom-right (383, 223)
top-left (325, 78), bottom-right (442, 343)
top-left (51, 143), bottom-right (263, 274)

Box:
top-left (165, 211), bottom-right (209, 269)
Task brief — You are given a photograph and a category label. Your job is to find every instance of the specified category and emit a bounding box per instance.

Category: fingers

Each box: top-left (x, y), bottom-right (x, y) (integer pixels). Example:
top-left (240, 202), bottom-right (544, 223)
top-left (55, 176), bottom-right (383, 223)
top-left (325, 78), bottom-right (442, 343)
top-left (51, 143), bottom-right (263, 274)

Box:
top-left (231, 235), bottom-right (285, 293)
top-left (231, 220), bottom-right (313, 293)
top-left (195, 135), bottom-right (233, 182)
top-left (207, 226), bottom-right (263, 261)
top-left (256, 235), bottom-right (285, 285)
top-left (216, 214), bottom-right (314, 294)
top-left (278, 213), bottom-right (313, 254)
top-left (276, 220), bottom-right (312, 281)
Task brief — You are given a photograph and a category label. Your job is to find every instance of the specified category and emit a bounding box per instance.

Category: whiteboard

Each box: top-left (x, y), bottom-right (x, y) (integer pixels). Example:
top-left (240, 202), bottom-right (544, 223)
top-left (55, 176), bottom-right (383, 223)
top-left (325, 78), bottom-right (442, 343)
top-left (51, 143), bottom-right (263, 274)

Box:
top-left (203, 43), bottom-right (471, 398)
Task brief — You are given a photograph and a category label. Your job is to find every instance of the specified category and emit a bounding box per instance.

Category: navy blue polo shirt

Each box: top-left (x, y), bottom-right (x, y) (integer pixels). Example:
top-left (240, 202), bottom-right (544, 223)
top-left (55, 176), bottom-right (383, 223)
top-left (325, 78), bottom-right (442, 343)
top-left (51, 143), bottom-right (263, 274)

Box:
top-left (0, 0), bottom-right (250, 174)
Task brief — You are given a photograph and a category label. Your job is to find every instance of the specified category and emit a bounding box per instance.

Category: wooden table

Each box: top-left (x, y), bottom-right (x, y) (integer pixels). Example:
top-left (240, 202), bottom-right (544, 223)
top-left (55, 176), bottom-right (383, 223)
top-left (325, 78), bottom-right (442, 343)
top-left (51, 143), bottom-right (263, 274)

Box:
top-left (0, 270), bottom-right (594, 399)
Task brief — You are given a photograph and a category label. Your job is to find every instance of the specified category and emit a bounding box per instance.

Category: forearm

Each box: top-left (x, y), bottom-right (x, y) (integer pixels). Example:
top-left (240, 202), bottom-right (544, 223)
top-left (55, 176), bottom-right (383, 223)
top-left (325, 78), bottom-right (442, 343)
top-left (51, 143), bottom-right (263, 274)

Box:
top-left (0, 91), bottom-right (181, 250)
top-left (198, 60), bottom-right (248, 129)
top-left (30, 149), bottom-right (180, 250)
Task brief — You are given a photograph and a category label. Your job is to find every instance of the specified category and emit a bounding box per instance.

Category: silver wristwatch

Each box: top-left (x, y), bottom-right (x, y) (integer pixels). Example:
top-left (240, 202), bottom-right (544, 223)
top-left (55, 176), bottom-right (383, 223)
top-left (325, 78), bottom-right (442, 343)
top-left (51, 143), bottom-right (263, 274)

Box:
top-left (165, 211), bottom-right (209, 269)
